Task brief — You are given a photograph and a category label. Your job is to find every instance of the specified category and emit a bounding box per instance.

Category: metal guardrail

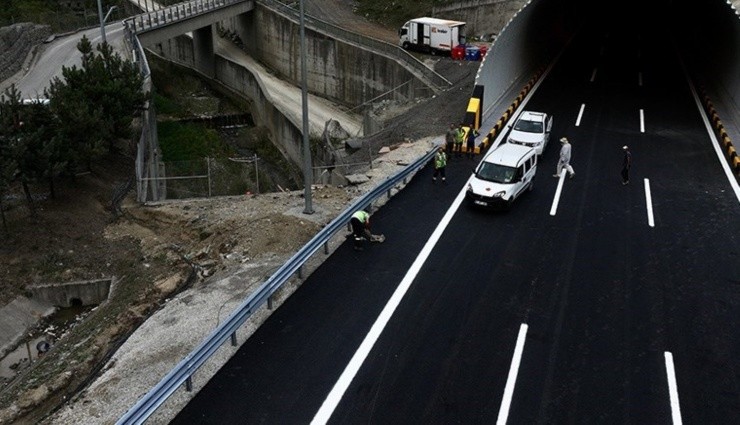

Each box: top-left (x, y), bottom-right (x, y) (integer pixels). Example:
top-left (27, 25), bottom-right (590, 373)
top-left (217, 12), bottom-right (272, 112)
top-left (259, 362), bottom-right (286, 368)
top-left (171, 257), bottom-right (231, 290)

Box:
top-left (117, 146), bottom-right (436, 424)
top-left (258, 0), bottom-right (452, 92)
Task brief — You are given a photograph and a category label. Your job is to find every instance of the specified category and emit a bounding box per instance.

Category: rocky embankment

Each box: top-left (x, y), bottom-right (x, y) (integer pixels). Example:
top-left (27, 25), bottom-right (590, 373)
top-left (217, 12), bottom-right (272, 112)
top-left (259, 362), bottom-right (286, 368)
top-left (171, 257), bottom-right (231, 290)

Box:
top-left (0, 23), bottom-right (51, 87)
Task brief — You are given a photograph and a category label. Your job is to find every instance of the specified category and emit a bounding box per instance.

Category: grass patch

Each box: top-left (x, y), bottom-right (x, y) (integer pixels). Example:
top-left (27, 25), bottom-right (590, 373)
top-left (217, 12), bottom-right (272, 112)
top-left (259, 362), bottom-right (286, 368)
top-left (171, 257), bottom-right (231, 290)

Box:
top-left (158, 121), bottom-right (235, 162)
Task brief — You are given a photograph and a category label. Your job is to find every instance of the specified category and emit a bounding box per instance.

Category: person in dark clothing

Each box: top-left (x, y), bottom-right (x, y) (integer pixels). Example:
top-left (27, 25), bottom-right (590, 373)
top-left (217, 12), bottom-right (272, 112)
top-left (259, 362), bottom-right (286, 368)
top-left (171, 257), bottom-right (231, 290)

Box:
top-left (621, 145), bottom-right (632, 185)
top-left (466, 127), bottom-right (479, 159)
top-left (445, 123), bottom-right (457, 156)
top-left (350, 210), bottom-right (372, 251)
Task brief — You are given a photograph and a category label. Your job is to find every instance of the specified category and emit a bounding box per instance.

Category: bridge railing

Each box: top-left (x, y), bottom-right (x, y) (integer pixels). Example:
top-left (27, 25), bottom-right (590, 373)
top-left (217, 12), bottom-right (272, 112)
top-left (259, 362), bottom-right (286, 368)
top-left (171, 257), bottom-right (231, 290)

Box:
top-left (128, 0), bottom-right (241, 33)
top-left (258, 0), bottom-right (452, 92)
top-left (117, 146), bottom-right (436, 425)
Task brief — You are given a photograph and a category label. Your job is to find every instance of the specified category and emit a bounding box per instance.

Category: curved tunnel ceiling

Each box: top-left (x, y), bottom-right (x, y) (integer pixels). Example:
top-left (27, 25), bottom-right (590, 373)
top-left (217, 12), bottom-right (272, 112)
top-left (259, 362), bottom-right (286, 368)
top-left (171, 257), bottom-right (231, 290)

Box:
top-left (476, 0), bottom-right (740, 121)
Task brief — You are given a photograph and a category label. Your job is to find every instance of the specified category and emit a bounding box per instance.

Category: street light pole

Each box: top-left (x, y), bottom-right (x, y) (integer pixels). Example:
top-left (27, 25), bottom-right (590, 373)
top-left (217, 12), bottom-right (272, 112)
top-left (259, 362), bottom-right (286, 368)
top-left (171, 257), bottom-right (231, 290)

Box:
top-left (97, 0), bottom-right (106, 44)
top-left (299, 0), bottom-right (314, 214)
top-left (96, 0), bottom-right (117, 44)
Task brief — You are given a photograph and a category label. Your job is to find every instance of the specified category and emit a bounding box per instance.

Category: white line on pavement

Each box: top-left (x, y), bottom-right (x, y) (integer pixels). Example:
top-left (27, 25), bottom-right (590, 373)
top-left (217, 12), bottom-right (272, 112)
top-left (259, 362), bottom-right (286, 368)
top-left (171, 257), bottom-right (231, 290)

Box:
top-left (590, 68), bottom-right (598, 83)
top-left (575, 104), bottom-right (586, 127)
top-left (638, 72), bottom-right (643, 87)
top-left (664, 352), bottom-right (684, 425)
top-left (311, 181), bottom-right (470, 425)
top-left (496, 324), bottom-right (529, 425)
top-left (644, 178), bottom-right (655, 227)
top-left (640, 109), bottom-right (645, 133)
top-left (549, 170), bottom-right (566, 216)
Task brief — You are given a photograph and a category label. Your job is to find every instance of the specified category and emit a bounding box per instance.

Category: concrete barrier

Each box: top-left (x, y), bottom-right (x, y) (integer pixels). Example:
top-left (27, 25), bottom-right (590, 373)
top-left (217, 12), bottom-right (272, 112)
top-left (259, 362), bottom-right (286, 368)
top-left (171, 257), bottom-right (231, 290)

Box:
top-left (27, 278), bottom-right (114, 308)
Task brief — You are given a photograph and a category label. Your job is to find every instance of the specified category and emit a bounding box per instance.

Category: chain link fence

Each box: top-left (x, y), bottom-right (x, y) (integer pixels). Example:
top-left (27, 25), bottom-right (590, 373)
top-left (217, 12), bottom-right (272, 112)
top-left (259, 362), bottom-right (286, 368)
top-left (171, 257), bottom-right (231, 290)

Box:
top-left (151, 156), bottom-right (262, 199)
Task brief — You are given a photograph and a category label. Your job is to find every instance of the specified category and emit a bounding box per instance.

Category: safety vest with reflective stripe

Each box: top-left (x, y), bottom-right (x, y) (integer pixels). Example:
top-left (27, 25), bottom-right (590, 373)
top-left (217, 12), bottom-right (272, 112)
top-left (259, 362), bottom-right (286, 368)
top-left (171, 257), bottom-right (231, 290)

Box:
top-left (352, 210), bottom-right (369, 223)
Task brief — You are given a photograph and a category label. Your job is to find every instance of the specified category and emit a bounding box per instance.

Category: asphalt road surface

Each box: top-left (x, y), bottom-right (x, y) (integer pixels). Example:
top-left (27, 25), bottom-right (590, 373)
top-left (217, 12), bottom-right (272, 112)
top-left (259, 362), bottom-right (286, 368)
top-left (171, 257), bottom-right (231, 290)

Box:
top-left (5, 22), bottom-right (127, 99)
top-left (172, 18), bottom-right (740, 425)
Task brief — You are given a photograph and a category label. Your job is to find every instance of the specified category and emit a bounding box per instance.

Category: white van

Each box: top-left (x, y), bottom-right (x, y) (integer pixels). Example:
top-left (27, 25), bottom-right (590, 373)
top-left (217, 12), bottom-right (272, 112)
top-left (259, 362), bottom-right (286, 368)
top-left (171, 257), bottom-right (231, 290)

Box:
top-left (466, 143), bottom-right (537, 209)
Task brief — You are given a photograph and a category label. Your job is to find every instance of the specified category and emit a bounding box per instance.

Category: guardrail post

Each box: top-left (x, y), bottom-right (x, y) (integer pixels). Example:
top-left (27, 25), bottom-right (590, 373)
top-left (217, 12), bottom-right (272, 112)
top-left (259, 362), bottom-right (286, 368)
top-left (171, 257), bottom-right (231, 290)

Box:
top-left (298, 265), bottom-right (303, 279)
top-left (230, 333), bottom-right (237, 346)
top-left (185, 376), bottom-right (193, 392)
top-left (387, 189), bottom-right (392, 199)
top-left (267, 295), bottom-right (273, 310)
top-left (324, 241), bottom-right (329, 255)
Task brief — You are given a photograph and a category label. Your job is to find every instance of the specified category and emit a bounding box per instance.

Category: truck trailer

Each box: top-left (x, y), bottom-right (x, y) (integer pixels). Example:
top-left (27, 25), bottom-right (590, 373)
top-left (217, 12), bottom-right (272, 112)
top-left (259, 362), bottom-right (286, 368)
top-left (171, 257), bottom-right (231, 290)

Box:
top-left (398, 17), bottom-right (466, 55)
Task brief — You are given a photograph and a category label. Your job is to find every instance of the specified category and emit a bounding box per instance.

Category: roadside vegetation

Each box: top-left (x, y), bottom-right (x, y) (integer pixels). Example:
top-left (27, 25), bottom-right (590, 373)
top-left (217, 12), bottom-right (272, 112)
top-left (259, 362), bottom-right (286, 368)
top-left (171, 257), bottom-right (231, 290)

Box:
top-left (0, 36), bottom-right (146, 231)
top-left (355, 0), bottom-right (458, 29)
top-left (0, 0), bottom-right (138, 33)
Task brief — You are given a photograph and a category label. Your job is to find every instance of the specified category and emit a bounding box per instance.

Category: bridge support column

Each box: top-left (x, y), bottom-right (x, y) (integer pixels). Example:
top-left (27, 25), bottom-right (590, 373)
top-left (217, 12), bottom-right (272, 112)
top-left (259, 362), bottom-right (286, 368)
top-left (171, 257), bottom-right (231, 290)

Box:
top-left (193, 24), bottom-right (215, 78)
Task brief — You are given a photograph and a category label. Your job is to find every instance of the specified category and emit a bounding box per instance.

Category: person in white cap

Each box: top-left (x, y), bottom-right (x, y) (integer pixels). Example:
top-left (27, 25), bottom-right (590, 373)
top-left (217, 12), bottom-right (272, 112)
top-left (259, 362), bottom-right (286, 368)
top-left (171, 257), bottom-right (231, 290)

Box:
top-left (621, 145), bottom-right (632, 185)
top-left (554, 137), bottom-right (575, 179)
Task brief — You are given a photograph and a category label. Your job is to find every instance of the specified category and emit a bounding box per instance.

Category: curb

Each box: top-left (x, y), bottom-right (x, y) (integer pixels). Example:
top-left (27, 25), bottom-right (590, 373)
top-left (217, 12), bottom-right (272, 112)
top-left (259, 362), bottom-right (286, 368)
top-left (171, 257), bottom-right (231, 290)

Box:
top-left (466, 66), bottom-right (546, 155)
top-left (698, 85), bottom-right (740, 176)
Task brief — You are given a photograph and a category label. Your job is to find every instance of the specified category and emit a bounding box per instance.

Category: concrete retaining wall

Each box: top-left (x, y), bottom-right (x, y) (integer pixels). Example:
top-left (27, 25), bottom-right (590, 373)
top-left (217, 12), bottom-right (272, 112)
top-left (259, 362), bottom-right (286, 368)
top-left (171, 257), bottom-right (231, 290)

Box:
top-left (214, 55), bottom-right (308, 177)
top-left (28, 278), bottom-right (113, 308)
top-left (151, 35), bottom-right (196, 68)
top-left (432, 0), bottom-right (528, 38)
top-left (148, 34), bottom-right (310, 175)
top-left (221, 5), bottom-right (422, 108)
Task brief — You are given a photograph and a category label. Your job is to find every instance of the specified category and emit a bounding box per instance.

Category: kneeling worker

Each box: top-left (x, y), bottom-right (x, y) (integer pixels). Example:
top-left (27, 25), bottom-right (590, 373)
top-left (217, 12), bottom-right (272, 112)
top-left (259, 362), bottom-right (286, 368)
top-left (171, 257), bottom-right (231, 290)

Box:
top-left (350, 209), bottom-right (372, 251)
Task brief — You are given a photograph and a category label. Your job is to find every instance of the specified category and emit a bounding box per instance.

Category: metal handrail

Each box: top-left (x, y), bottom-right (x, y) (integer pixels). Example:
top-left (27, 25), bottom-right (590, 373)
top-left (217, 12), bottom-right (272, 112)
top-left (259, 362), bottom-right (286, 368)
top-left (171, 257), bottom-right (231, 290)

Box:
top-left (126, 0), bottom-right (244, 33)
top-left (117, 146), bottom-right (436, 424)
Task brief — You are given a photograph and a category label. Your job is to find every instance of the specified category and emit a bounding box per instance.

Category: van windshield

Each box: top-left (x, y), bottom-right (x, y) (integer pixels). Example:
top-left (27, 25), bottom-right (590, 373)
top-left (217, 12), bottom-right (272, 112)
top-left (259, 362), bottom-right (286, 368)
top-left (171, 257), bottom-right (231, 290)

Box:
top-left (476, 162), bottom-right (517, 183)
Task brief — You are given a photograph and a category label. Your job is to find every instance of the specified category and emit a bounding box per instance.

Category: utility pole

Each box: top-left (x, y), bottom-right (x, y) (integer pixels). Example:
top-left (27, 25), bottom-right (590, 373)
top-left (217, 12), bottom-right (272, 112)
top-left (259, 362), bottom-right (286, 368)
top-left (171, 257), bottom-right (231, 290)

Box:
top-left (96, 0), bottom-right (117, 44)
top-left (299, 0), bottom-right (314, 214)
top-left (97, 0), bottom-right (106, 44)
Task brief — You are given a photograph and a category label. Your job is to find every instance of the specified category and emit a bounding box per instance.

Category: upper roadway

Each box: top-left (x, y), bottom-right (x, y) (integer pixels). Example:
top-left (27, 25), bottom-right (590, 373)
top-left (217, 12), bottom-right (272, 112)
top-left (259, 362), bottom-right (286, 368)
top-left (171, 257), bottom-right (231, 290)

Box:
top-left (171, 12), bottom-right (740, 425)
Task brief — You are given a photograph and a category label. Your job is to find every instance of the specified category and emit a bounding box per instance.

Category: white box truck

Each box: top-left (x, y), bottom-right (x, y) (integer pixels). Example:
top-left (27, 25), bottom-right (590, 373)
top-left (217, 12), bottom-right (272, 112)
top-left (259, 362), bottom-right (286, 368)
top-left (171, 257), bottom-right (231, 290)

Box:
top-left (398, 17), bottom-right (466, 55)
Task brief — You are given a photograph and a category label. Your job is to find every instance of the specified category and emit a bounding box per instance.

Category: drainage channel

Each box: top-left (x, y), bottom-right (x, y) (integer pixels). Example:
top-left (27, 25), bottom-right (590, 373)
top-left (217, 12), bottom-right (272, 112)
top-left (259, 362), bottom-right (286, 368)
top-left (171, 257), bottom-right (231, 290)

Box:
top-left (0, 278), bottom-right (114, 385)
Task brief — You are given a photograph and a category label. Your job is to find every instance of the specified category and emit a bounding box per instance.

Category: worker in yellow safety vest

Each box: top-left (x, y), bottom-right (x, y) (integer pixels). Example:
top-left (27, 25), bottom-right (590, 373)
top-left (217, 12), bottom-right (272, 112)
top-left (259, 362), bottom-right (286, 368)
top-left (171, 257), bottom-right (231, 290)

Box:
top-left (350, 210), bottom-right (372, 251)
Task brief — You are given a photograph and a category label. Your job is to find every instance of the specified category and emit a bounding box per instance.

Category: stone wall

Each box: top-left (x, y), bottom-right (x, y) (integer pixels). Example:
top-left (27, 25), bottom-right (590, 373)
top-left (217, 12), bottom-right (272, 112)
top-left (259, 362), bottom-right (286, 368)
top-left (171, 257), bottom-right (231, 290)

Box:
top-left (0, 23), bottom-right (52, 84)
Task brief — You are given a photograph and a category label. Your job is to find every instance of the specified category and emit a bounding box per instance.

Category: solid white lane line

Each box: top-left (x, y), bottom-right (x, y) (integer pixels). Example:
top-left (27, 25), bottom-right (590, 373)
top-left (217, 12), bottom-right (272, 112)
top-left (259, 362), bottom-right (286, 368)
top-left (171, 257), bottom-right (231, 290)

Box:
top-left (496, 324), bottom-right (529, 425)
top-left (640, 109), bottom-right (645, 133)
top-left (590, 68), bottom-right (598, 83)
top-left (664, 352), bottom-right (684, 425)
top-left (549, 170), bottom-right (566, 216)
top-left (644, 178), bottom-right (655, 227)
top-left (638, 72), bottom-right (643, 87)
top-left (311, 182), bottom-right (470, 425)
top-left (575, 104), bottom-right (586, 127)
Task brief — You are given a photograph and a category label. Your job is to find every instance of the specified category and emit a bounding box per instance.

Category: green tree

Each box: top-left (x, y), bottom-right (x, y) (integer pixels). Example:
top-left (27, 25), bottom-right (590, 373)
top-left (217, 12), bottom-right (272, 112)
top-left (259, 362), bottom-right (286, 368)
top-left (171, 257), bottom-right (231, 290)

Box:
top-left (46, 36), bottom-right (148, 171)
top-left (47, 37), bottom-right (106, 172)
top-left (0, 87), bottom-right (22, 230)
